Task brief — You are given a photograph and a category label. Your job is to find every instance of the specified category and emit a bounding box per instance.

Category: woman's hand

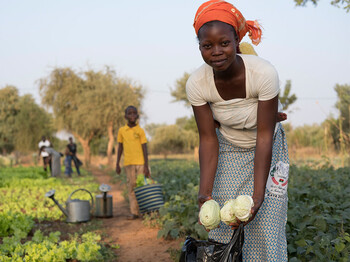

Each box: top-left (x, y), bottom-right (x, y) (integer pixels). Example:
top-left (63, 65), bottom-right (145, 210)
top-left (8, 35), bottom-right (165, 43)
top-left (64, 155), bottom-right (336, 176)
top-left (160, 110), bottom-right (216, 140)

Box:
top-left (229, 195), bottom-right (264, 229)
top-left (198, 194), bottom-right (212, 209)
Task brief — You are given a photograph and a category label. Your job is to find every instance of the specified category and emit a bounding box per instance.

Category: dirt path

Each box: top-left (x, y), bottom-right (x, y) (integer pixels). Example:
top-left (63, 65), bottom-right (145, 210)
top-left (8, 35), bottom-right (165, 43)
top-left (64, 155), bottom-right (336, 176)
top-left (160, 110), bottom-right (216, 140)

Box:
top-left (90, 167), bottom-right (182, 262)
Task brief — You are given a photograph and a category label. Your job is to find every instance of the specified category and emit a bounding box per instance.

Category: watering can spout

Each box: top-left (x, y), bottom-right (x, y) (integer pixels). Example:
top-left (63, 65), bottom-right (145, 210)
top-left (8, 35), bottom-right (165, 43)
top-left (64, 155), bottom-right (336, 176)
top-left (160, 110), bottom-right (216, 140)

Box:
top-left (45, 190), bottom-right (69, 217)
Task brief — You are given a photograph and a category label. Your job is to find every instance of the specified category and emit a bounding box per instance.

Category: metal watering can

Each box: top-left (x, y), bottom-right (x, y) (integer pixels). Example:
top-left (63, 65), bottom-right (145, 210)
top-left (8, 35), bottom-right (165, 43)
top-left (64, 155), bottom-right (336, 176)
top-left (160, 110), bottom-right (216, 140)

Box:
top-left (45, 189), bottom-right (94, 223)
top-left (95, 184), bottom-right (113, 218)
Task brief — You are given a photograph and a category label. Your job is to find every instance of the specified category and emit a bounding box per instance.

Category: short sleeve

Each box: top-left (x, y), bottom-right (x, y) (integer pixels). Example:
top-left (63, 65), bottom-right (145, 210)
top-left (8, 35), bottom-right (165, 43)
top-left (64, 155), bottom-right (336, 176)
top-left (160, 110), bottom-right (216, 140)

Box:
top-left (254, 63), bottom-right (280, 101)
top-left (117, 129), bottom-right (123, 143)
top-left (140, 128), bottom-right (147, 144)
top-left (186, 76), bottom-right (207, 107)
top-left (258, 64), bottom-right (280, 101)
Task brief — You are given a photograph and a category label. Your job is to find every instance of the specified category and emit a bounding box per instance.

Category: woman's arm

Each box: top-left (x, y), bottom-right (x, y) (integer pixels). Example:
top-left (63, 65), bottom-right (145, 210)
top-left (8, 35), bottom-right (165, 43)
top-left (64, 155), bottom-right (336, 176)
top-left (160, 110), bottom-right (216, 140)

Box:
top-left (253, 95), bottom-right (278, 203)
top-left (231, 96), bottom-right (278, 229)
top-left (192, 103), bottom-right (219, 208)
top-left (251, 96), bottom-right (280, 223)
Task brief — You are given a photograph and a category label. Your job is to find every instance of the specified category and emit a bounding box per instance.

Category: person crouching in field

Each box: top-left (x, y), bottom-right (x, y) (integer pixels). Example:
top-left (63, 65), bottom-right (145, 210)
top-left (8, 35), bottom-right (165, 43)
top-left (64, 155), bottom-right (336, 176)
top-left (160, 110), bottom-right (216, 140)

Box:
top-left (40, 146), bottom-right (62, 177)
top-left (116, 105), bottom-right (151, 220)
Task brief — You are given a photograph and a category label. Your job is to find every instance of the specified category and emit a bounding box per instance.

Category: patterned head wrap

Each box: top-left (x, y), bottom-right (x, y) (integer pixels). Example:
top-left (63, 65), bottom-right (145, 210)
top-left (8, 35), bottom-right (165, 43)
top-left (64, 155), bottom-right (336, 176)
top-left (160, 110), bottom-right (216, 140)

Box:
top-left (193, 0), bottom-right (262, 45)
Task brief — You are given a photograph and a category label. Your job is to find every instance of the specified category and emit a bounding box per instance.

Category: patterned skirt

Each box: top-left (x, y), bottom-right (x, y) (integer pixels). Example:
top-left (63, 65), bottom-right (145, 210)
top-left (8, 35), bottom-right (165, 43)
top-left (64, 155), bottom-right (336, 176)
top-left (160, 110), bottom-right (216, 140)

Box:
top-left (208, 123), bottom-right (289, 262)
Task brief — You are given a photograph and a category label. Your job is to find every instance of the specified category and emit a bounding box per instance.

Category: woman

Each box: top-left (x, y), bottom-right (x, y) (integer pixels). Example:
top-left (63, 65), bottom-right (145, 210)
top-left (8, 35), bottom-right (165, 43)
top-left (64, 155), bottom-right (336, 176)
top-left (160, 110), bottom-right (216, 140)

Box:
top-left (186, 1), bottom-right (289, 261)
top-left (41, 146), bottom-right (62, 177)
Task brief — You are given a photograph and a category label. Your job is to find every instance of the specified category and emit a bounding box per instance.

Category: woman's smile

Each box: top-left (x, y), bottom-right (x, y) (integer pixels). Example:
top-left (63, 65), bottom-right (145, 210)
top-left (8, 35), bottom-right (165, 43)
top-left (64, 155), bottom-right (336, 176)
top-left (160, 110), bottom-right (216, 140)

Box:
top-left (211, 58), bottom-right (228, 68)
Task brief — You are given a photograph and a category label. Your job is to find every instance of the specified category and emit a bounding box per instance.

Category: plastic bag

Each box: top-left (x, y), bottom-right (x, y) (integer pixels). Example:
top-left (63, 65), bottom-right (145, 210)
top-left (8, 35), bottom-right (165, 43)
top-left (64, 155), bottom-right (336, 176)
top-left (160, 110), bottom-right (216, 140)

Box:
top-left (179, 224), bottom-right (244, 262)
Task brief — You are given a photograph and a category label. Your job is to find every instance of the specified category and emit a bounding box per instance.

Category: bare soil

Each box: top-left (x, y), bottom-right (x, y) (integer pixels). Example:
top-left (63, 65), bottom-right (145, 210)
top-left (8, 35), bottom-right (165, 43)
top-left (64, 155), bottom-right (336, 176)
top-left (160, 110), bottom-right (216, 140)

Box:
top-left (91, 166), bottom-right (183, 262)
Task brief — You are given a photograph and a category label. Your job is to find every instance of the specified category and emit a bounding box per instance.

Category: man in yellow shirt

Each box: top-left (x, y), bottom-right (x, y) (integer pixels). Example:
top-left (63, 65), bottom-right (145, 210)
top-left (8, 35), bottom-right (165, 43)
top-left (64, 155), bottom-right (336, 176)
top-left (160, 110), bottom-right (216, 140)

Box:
top-left (116, 106), bottom-right (150, 220)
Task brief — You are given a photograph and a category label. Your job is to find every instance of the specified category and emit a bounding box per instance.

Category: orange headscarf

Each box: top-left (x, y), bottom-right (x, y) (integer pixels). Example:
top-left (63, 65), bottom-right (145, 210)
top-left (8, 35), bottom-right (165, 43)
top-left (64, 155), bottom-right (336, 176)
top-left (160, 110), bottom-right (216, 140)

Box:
top-left (193, 0), bottom-right (262, 45)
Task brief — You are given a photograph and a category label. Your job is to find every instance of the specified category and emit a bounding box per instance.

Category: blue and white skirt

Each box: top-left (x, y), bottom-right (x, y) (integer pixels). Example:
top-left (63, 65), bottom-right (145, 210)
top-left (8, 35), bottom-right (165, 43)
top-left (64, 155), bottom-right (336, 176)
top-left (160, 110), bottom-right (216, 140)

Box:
top-left (209, 123), bottom-right (289, 261)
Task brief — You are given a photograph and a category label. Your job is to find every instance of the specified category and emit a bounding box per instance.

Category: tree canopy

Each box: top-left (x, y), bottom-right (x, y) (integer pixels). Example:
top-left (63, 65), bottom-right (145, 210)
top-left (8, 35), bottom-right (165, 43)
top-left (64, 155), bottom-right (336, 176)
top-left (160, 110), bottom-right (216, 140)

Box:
top-left (334, 84), bottom-right (350, 133)
top-left (294, 0), bottom-right (350, 12)
top-left (0, 86), bottom-right (53, 154)
top-left (0, 86), bottom-right (19, 153)
top-left (170, 72), bottom-right (191, 107)
top-left (149, 125), bottom-right (198, 157)
top-left (280, 80), bottom-right (297, 111)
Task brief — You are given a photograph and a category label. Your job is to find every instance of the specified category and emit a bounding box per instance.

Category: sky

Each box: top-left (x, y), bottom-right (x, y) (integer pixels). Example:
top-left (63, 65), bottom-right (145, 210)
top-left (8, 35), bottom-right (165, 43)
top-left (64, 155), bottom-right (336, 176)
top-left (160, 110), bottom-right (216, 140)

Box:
top-left (1, 0), bottom-right (349, 129)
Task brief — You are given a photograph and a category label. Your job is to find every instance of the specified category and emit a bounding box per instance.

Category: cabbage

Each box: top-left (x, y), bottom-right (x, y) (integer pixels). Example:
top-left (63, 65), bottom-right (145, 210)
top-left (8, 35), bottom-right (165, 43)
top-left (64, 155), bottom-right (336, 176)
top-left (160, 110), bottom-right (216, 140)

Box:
top-left (199, 199), bottom-right (221, 230)
top-left (136, 174), bottom-right (145, 187)
top-left (146, 178), bottom-right (154, 185)
top-left (136, 174), bottom-right (156, 187)
top-left (232, 195), bottom-right (254, 222)
top-left (220, 199), bottom-right (237, 225)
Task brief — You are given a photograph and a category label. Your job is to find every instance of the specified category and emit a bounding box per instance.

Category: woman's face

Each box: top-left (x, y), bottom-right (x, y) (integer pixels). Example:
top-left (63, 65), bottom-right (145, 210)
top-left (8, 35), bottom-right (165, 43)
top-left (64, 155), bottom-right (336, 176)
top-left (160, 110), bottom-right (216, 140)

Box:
top-left (198, 21), bottom-right (238, 72)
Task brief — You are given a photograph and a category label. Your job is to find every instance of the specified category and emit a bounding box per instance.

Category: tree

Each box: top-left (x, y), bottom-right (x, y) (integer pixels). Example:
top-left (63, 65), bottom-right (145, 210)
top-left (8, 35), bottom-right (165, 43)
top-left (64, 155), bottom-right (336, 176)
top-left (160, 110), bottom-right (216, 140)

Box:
top-left (39, 67), bottom-right (144, 166)
top-left (145, 123), bottom-right (166, 140)
top-left (287, 123), bottom-right (325, 149)
top-left (327, 84), bottom-right (350, 151)
top-left (176, 116), bottom-right (198, 134)
top-left (39, 68), bottom-right (96, 166)
top-left (0, 86), bottom-right (53, 154)
top-left (170, 72), bottom-right (191, 107)
top-left (334, 84), bottom-right (350, 134)
top-left (14, 94), bottom-right (53, 152)
top-left (279, 80), bottom-right (297, 111)
top-left (294, 0), bottom-right (350, 12)
top-left (0, 86), bottom-right (20, 154)
top-left (150, 125), bottom-right (197, 158)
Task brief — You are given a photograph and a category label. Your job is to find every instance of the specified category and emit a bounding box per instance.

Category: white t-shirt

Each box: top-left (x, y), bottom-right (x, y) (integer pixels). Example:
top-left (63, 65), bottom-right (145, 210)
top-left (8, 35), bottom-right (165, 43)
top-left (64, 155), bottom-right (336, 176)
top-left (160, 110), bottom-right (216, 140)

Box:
top-left (38, 140), bottom-right (50, 157)
top-left (186, 54), bottom-right (281, 148)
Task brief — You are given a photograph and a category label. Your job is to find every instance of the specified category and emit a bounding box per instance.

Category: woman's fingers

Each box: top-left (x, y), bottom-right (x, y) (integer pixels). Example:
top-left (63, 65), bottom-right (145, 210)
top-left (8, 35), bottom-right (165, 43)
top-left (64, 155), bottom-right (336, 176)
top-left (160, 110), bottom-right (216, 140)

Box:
top-left (197, 195), bottom-right (212, 209)
top-left (230, 218), bottom-right (242, 229)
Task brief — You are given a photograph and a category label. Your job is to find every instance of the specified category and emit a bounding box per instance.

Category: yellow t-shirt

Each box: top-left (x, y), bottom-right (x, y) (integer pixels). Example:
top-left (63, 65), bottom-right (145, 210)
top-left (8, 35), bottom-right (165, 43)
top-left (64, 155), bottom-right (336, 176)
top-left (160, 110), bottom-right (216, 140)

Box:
top-left (117, 124), bottom-right (147, 166)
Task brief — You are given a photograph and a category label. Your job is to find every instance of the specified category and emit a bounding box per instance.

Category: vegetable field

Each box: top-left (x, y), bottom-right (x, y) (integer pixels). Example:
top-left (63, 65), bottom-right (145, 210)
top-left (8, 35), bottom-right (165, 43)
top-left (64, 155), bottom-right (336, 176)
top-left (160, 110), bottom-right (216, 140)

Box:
top-left (0, 167), bottom-right (117, 261)
top-left (1, 160), bottom-right (349, 261)
top-left (146, 159), bottom-right (350, 262)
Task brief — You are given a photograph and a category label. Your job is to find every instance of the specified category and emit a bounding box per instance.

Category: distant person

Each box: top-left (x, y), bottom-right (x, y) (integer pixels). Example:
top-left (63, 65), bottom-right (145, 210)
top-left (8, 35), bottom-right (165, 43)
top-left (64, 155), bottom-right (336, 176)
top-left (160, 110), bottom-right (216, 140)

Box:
top-left (46, 136), bottom-right (54, 147)
top-left (38, 136), bottom-right (51, 172)
top-left (41, 146), bottom-right (62, 177)
top-left (64, 137), bottom-right (82, 177)
top-left (116, 105), bottom-right (150, 220)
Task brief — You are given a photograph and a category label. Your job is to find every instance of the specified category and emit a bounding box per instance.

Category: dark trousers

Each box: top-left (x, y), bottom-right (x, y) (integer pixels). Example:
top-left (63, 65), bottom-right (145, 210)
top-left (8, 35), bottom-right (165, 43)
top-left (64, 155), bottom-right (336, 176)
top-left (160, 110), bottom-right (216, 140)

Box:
top-left (42, 156), bottom-right (52, 172)
top-left (64, 155), bottom-right (80, 176)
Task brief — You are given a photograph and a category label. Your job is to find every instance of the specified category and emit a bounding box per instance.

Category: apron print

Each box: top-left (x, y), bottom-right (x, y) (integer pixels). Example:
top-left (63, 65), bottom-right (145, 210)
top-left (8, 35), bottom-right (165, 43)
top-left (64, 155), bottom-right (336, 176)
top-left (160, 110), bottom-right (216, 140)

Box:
top-left (266, 161), bottom-right (289, 196)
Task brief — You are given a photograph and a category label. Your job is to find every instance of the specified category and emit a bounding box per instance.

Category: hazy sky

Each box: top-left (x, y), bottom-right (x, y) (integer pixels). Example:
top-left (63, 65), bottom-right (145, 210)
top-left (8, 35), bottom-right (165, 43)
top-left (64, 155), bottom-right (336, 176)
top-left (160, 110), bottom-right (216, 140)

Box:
top-left (1, 0), bottom-right (349, 128)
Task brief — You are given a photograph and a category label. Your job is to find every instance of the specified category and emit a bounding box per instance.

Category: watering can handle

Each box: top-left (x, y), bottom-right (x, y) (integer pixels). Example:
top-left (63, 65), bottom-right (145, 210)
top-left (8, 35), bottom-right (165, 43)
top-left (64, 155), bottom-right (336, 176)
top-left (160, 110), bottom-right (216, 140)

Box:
top-left (68, 188), bottom-right (94, 210)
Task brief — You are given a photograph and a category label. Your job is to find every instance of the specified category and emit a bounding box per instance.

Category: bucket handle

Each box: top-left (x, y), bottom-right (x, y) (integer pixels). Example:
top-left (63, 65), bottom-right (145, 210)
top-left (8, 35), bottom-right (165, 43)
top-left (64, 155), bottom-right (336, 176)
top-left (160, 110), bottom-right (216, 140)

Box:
top-left (67, 188), bottom-right (94, 211)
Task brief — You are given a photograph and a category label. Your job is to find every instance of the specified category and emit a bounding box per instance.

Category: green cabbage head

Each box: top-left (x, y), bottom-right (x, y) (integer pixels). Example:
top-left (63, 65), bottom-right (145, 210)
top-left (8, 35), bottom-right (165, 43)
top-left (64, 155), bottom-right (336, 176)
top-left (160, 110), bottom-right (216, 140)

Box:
top-left (220, 199), bottom-right (237, 225)
top-left (232, 195), bottom-right (254, 222)
top-left (199, 199), bottom-right (221, 230)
